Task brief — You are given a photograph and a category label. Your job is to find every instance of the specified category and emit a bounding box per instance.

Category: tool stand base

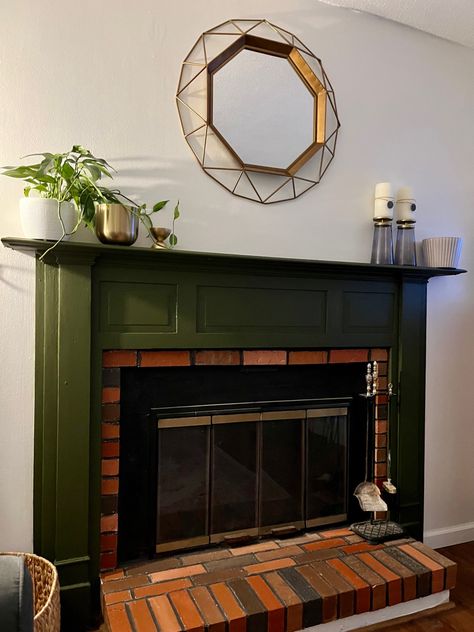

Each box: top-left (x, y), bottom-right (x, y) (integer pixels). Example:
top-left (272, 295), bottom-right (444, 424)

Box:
top-left (350, 520), bottom-right (405, 544)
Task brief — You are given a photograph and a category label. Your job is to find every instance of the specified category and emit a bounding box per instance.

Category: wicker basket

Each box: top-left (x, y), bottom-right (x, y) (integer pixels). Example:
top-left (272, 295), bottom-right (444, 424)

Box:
top-left (1, 552), bottom-right (60, 632)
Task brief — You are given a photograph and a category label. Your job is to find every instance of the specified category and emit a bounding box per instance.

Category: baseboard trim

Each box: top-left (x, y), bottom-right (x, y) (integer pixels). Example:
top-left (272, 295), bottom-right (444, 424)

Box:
top-left (304, 591), bottom-right (450, 632)
top-left (424, 521), bottom-right (474, 548)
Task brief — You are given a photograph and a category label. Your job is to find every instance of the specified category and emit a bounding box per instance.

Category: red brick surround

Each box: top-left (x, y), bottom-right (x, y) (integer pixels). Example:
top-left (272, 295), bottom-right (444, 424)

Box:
top-left (100, 348), bottom-right (389, 571)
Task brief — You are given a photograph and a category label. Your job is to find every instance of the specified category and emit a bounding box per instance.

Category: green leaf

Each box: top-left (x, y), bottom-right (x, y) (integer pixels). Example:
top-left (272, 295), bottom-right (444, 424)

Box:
top-left (22, 152), bottom-right (55, 161)
top-left (23, 186), bottom-right (31, 197)
top-left (82, 196), bottom-right (96, 226)
top-left (84, 164), bottom-right (101, 182)
top-left (71, 145), bottom-right (89, 156)
top-left (87, 157), bottom-right (116, 173)
top-left (92, 163), bottom-right (113, 179)
top-left (38, 156), bottom-right (55, 175)
top-left (169, 233), bottom-right (178, 247)
top-left (152, 200), bottom-right (168, 212)
top-left (173, 201), bottom-right (180, 220)
top-left (35, 174), bottom-right (56, 184)
top-left (61, 161), bottom-right (75, 179)
top-left (2, 166), bottom-right (40, 178)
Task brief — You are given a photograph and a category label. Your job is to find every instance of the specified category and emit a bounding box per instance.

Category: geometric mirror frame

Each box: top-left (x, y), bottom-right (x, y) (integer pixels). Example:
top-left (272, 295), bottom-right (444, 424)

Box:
top-left (176, 19), bottom-right (340, 203)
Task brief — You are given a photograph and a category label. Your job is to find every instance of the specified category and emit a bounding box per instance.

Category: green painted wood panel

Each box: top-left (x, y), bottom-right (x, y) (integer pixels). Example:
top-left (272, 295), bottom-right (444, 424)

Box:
top-left (99, 281), bottom-right (177, 332)
top-left (342, 290), bottom-right (395, 334)
top-left (196, 285), bottom-right (327, 333)
top-left (93, 265), bottom-right (398, 350)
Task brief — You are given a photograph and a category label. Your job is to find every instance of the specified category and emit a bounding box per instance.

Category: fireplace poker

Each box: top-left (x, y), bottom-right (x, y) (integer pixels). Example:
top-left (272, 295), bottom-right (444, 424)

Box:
top-left (382, 383), bottom-right (397, 495)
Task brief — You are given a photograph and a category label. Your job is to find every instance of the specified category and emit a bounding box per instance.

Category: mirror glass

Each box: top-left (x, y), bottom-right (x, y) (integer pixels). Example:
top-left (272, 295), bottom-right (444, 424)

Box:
top-left (212, 50), bottom-right (314, 170)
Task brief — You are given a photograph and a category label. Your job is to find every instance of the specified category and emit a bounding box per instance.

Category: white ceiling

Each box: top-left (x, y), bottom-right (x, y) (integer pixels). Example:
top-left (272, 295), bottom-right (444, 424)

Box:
top-left (318, 0), bottom-right (474, 48)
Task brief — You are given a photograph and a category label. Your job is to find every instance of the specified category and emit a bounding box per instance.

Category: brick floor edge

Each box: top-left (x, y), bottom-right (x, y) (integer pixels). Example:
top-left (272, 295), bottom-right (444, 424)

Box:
top-left (100, 528), bottom-right (456, 632)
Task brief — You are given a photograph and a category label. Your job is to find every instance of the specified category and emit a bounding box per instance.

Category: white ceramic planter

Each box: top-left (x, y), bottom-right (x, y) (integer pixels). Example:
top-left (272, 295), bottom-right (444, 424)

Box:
top-left (422, 237), bottom-right (463, 268)
top-left (19, 197), bottom-right (77, 241)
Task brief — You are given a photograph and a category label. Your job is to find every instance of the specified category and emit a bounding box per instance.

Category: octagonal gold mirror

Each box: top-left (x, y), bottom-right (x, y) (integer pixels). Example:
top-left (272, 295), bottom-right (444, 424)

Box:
top-left (176, 19), bottom-right (340, 203)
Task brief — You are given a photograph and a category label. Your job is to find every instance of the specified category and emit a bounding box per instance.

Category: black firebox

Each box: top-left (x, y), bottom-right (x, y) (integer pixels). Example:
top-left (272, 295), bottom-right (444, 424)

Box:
top-left (118, 363), bottom-right (367, 563)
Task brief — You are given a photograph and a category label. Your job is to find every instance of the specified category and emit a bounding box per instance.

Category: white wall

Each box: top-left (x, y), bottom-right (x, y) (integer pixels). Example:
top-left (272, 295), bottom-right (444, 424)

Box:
top-left (0, 0), bottom-right (473, 551)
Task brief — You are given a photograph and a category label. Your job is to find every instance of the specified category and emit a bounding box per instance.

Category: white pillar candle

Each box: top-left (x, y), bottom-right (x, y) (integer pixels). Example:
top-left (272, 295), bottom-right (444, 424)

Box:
top-left (396, 186), bottom-right (416, 222)
top-left (374, 182), bottom-right (394, 219)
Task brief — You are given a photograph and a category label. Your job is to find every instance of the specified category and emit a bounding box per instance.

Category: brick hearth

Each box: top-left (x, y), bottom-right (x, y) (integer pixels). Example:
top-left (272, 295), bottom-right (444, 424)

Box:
top-left (100, 528), bottom-right (456, 631)
top-left (100, 348), bottom-right (389, 571)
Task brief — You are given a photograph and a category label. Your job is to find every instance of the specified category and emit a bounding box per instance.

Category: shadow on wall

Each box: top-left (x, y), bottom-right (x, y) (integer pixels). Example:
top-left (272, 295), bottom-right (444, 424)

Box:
top-left (0, 259), bottom-right (35, 291)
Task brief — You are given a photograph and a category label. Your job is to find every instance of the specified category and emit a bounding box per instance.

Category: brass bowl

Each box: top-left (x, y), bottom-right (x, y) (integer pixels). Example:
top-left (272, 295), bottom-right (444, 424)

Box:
top-left (150, 226), bottom-right (171, 249)
top-left (95, 204), bottom-right (138, 246)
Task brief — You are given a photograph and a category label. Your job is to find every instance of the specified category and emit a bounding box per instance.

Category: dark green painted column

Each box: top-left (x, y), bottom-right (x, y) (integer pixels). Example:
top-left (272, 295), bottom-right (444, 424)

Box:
top-left (34, 253), bottom-right (97, 630)
top-left (395, 278), bottom-right (428, 539)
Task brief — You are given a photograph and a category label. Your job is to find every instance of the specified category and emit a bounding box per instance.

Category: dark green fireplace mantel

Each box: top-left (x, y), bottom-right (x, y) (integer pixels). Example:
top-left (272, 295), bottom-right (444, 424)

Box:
top-left (2, 237), bottom-right (466, 629)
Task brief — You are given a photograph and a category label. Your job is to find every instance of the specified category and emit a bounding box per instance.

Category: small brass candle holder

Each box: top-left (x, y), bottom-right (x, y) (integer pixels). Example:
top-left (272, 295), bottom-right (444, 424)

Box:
top-left (150, 227), bottom-right (171, 249)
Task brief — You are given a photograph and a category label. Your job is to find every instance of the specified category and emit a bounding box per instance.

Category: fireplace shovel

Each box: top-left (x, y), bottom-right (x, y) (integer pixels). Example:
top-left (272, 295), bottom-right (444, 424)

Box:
top-left (353, 393), bottom-right (387, 513)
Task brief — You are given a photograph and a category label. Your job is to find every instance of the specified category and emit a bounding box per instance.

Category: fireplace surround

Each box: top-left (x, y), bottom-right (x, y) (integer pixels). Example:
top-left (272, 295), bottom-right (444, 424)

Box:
top-left (2, 236), bottom-right (465, 628)
top-left (107, 351), bottom-right (384, 567)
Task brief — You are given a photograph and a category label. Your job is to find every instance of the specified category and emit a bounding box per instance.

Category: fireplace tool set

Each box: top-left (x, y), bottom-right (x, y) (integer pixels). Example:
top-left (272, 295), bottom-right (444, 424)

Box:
top-left (351, 362), bottom-right (404, 543)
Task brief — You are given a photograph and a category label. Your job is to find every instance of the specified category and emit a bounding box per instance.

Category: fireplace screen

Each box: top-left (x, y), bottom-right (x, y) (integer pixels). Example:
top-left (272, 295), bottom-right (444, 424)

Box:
top-left (154, 403), bottom-right (348, 553)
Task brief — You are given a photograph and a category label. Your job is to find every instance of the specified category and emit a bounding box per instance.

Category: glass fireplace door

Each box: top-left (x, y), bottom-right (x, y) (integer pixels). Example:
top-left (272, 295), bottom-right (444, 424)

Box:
top-left (156, 416), bottom-right (210, 553)
top-left (155, 403), bottom-right (349, 553)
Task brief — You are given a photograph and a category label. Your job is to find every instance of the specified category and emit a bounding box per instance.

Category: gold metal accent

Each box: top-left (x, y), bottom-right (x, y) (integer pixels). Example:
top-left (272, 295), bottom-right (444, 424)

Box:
top-left (307, 407), bottom-right (348, 418)
top-left (156, 535), bottom-right (210, 554)
top-left (261, 410), bottom-right (305, 421)
top-left (212, 412), bottom-right (260, 424)
top-left (374, 217), bottom-right (393, 227)
top-left (210, 527), bottom-right (259, 544)
top-left (271, 525), bottom-right (299, 536)
top-left (259, 520), bottom-right (305, 536)
top-left (288, 48), bottom-right (327, 145)
top-left (176, 19), bottom-right (340, 204)
top-left (157, 416), bottom-right (211, 428)
top-left (306, 514), bottom-right (347, 528)
top-left (94, 203), bottom-right (138, 246)
top-left (150, 226), bottom-right (171, 249)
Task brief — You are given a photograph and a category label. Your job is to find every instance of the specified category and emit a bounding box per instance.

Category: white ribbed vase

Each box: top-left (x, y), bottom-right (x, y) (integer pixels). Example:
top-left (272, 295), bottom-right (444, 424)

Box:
top-left (19, 198), bottom-right (76, 240)
top-left (422, 237), bottom-right (462, 268)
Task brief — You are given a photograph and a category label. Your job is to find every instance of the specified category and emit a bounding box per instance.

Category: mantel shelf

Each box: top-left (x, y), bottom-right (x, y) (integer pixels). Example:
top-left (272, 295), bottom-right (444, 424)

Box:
top-left (1, 236), bottom-right (467, 280)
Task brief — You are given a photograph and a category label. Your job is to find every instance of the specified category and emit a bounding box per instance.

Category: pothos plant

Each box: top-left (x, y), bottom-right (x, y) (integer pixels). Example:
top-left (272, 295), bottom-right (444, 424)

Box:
top-left (2, 145), bottom-right (115, 230)
top-left (1, 144), bottom-right (179, 251)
